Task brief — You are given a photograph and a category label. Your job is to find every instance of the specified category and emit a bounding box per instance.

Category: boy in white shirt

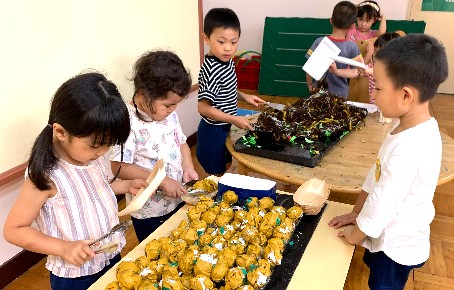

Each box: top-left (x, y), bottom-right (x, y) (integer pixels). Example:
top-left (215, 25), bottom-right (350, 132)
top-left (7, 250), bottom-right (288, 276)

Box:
top-left (329, 34), bottom-right (448, 290)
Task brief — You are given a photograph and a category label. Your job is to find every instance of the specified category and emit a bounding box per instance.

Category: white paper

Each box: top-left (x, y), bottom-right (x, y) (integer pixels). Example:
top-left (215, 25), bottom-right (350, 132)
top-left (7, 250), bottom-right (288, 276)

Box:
top-left (219, 173), bottom-right (276, 191)
top-left (303, 37), bottom-right (341, 81)
top-left (303, 37), bottom-right (365, 80)
top-left (118, 159), bottom-right (166, 216)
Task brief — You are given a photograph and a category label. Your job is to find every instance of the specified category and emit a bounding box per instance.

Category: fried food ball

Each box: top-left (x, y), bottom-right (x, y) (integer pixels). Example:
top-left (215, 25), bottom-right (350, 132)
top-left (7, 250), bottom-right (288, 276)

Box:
top-left (212, 261), bottom-right (230, 282)
top-left (161, 276), bottom-right (185, 290)
top-left (201, 210), bottom-right (217, 224)
top-left (287, 205), bottom-right (304, 220)
top-left (236, 254), bottom-right (256, 269)
top-left (218, 247), bottom-right (238, 268)
top-left (190, 274), bottom-right (215, 290)
top-left (135, 279), bottom-right (159, 290)
top-left (264, 244), bottom-right (283, 266)
top-left (193, 178), bottom-right (218, 192)
top-left (259, 197), bottom-right (275, 210)
top-left (222, 190), bottom-right (238, 205)
top-left (225, 267), bottom-right (247, 289)
top-left (144, 239), bottom-right (161, 260)
top-left (134, 256), bottom-right (151, 270)
top-left (245, 197), bottom-right (259, 208)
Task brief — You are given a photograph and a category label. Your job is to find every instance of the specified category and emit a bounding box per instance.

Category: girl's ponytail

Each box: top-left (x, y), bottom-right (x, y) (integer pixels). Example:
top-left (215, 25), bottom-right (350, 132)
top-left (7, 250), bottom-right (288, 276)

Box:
top-left (27, 124), bottom-right (57, 190)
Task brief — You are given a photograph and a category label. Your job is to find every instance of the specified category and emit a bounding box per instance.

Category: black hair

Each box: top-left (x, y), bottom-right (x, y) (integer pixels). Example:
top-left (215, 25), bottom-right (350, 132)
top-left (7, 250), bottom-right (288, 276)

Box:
top-left (374, 32), bottom-right (401, 49)
top-left (131, 50), bottom-right (191, 121)
top-left (203, 8), bottom-right (241, 38)
top-left (332, 1), bottom-right (358, 29)
top-left (357, 1), bottom-right (381, 24)
top-left (375, 34), bottom-right (448, 103)
top-left (28, 72), bottom-right (130, 190)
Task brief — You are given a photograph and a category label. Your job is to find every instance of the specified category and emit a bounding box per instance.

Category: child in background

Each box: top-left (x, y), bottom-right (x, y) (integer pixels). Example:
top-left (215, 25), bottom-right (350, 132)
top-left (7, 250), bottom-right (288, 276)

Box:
top-left (305, 1), bottom-right (363, 99)
top-left (347, 1), bottom-right (386, 42)
top-left (3, 73), bottom-right (147, 290)
top-left (363, 32), bottom-right (401, 104)
top-left (110, 50), bottom-right (197, 242)
top-left (329, 34), bottom-right (448, 290)
top-left (197, 7), bottom-right (266, 175)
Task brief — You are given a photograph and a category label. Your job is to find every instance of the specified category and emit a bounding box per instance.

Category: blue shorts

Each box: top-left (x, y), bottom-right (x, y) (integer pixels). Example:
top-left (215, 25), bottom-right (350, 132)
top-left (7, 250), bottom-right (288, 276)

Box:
top-left (196, 119), bottom-right (232, 174)
top-left (363, 249), bottom-right (425, 290)
top-left (50, 254), bottom-right (121, 290)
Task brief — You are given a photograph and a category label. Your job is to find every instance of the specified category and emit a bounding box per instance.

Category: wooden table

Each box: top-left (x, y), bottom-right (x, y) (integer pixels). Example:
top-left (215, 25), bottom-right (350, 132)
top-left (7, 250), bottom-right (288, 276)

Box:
top-left (89, 199), bottom-right (354, 290)
top-left (227, 112), bottom-right (454, 194)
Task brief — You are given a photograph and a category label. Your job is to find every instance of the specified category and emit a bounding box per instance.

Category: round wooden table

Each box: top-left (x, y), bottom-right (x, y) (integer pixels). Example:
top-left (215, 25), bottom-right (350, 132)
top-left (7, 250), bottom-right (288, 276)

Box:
top-left (227, 112), bottom-right (454, 194)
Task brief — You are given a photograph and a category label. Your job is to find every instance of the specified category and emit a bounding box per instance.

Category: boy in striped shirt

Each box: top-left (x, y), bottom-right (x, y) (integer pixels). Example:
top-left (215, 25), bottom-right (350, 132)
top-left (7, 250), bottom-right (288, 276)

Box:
top-left (197, 7), bottom-right (265, 175)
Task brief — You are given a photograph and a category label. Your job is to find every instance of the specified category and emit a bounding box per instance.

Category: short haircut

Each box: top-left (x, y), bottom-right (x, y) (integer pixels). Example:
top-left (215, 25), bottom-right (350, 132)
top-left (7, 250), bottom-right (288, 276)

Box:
top-left (203, 8), bottom-right (241, 38)
top-left (357, 1), bottom-right (381, 24)
top-left (374, 32), bottom-right (401, 49)
top-left (332, 1), bottom-right (358, 29)
top-left (375, 34), bottom-right (448, 103)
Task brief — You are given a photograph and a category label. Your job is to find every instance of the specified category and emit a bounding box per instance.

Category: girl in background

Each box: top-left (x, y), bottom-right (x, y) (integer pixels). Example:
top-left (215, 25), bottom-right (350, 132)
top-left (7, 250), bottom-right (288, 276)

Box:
top-left (347, 1), bottom-right (386, 42)
top-left (110, 50), bottom-right (198, 242)
top-left (363, 32), bottom-right (402, 104)
top-left (3, 72), bottom-right (147, 290)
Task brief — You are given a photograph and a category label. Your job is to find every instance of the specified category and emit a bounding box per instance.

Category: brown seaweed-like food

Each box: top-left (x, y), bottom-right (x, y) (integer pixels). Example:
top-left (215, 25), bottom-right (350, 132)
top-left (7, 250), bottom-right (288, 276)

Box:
top-left (242, 91), bottom-right (368, 155)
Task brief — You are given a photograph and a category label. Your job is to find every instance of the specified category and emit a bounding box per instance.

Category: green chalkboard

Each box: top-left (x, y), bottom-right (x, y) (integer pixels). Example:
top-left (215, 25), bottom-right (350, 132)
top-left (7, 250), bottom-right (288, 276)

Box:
top-left (258, 17), bottom-right (426, 98)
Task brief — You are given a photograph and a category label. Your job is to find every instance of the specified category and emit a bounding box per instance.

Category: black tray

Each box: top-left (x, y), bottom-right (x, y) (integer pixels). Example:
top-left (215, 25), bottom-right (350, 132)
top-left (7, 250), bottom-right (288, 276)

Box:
top-left (233, 134), bottom-right (345, 168)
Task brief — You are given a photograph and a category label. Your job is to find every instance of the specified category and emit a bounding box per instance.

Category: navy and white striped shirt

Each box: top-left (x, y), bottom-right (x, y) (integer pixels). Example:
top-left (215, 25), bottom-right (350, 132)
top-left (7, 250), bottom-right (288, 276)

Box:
top-left (198, 55), bottom-right (238, 125)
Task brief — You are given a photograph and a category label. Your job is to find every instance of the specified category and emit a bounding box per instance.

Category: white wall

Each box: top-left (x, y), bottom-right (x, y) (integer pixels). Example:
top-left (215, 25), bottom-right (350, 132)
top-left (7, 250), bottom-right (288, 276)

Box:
top-left (0, 0), bottom-right (200, 267)
top-left (203, 0), bottom-right (411, 54)
top-left (0, 178), bottom-right (25, 264)
top-left (0, 0), bottom-right (200, 174)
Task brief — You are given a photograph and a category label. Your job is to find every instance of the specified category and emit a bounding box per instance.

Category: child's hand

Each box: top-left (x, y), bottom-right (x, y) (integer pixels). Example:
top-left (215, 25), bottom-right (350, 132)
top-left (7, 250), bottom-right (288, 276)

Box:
top-left (337, 225), bottom-right (354, 239)
top-left (328, 212), bottom-right (358, 229)
top-left (60, 240), bottom-right (95, 267)
top-left (183, 168), bottom-right (198, 183)
top-left (160, 177), bottom-right (186, 198)
top-left (328, 62), bottom-right (338, 75)
top-left (243, 93), bottom-right (266, 107)
top-left (233, 116), bottom-right (254, 131)
top-left (128, 179), bottom-right (148, 195)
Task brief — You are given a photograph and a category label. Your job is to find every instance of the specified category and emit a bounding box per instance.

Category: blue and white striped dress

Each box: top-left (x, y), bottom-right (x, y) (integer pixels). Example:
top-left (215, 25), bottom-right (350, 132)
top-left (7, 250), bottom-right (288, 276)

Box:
top-left (35, 156), bottom-right (125, 278)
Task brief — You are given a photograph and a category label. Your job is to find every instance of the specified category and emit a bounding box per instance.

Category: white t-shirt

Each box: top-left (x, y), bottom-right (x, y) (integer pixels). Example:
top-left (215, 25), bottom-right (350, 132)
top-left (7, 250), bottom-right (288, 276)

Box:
top-left (110, 103), bottom-right (186, 219)
top-left (357, 118), bottom-right (442, 266)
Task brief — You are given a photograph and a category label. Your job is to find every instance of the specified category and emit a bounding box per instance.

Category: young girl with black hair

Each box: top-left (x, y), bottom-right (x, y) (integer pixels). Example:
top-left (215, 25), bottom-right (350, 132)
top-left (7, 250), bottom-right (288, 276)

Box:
top-left (347, 0), bottom-right (387, 41)
top-left (110, 50), bottom-right (198, 242)
top-left (3, 72), bottom-right (147, 290)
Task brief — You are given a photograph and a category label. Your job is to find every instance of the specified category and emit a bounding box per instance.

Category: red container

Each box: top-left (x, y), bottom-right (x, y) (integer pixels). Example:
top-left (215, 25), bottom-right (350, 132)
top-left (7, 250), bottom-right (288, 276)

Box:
top-left (233, 55), bottom-right (261, 90)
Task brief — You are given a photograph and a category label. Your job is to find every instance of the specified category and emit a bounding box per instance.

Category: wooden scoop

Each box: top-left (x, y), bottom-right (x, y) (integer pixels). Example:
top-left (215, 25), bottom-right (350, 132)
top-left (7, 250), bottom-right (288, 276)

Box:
top-left (117, 159), bottom-right (166, 216)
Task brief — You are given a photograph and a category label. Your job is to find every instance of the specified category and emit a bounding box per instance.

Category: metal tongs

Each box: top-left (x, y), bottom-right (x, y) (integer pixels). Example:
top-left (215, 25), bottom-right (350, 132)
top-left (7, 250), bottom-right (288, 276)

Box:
top-left (89, 220), bottom-right (132, 247)
top-left (184, 180), bottom-right (210, 196)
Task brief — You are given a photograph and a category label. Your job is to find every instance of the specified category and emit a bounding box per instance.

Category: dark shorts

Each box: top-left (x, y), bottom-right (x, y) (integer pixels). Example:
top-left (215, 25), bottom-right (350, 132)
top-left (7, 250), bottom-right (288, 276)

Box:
top-left (196, 119), bottom-right (232, 174)
top-left (49, 254), bottom-right (121, 290)
top-left (363, 249), bottom-right (425, 290)
top-left (131, 202), bottom-right (184, 242)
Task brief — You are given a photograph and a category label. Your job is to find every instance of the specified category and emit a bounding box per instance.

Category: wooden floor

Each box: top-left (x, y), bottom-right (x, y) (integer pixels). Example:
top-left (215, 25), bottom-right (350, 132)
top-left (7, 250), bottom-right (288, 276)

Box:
top-left (4, 93), bottom-right (454, 289)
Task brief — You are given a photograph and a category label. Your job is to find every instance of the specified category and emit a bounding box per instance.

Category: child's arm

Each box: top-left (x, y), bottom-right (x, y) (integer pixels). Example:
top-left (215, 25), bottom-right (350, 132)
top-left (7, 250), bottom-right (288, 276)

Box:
top-left (329, 62), bottom-right (361, 79)
top-left (338, 224), bottom-right (367, 245)
top-left (363, 41), bottom-right (375, 64)
top-left (198, 99), bottom-right (254, 130)
top-left (375, 14), bottom-right (386, 37)
top-left (328, 189), bottom-right (369, 228)
top-left (3, 178), bottom-right (95, 267)
top-left (110, 179), bottom-right (148, 195)
top-left (305, 73), bottom-right (314, 92)
top-left (180, 142), bottom-right (198, 182)
top-left (110, 161), bottom-right (186, 198)
top-left (237, 91), bottom-right (266, 107)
